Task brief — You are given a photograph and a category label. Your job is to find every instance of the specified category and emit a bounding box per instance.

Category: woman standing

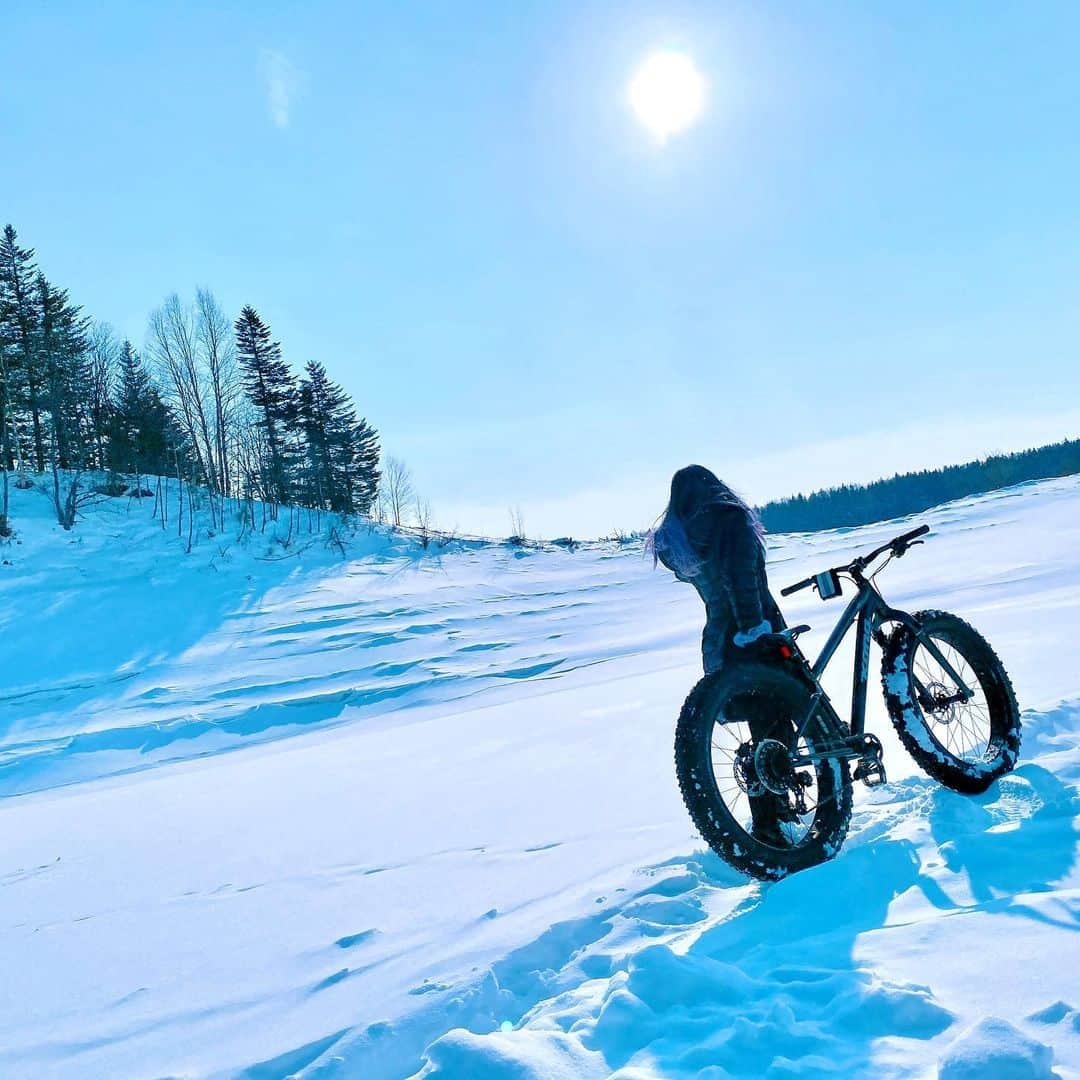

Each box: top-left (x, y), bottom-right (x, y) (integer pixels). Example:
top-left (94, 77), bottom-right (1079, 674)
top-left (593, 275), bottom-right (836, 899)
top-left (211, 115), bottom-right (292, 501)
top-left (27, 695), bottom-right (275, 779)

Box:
top-left (650, 464), bottom-right (790, 844)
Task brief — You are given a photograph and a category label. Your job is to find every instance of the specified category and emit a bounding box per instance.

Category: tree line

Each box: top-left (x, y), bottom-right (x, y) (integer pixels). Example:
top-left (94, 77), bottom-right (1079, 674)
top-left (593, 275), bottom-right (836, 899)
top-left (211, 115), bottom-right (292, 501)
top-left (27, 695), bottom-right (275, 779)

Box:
top-left (758, 437), bottom-right (1080, 533)
top-left (0, 224), bottom-right (382, 538)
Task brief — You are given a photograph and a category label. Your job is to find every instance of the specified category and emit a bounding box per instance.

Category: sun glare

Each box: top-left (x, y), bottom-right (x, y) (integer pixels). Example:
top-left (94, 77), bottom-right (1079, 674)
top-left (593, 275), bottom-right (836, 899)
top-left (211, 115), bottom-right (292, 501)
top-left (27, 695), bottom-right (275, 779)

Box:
top-left (629, 51), bottom-right (705, 141)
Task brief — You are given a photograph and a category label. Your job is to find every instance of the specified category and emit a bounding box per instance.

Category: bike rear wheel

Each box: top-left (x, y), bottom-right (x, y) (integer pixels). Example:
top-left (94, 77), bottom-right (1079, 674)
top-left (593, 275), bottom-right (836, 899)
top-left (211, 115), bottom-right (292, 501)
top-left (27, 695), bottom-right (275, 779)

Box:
top-left (881, 609), bottom-right (1021, 794)
top-left (675, 662), bottom-right (852, 881)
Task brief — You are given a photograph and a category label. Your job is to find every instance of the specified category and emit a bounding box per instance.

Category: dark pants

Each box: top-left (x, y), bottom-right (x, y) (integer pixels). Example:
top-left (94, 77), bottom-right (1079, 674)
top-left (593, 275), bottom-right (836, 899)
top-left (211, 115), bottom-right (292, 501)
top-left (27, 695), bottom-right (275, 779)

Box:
top-left (706, 625), bottom-right (790, 837)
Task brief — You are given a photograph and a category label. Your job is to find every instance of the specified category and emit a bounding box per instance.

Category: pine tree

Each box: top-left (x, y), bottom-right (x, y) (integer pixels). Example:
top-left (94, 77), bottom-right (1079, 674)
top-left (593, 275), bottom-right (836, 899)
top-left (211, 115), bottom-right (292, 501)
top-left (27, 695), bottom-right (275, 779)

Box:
top-left (0, 328), bottom-right (9, 533)
top-left (0, 234), bottom-right (31, 530)
top-left (110, 340), bottom-right (173, 477)
top-left (298, 361), bottom-right (348, 512)
top-left (297, 361), bottom-right (334, 509)
top-left (0, 225), bottom-right (41, 532)
top-left (37, 275), bottom-right (90, 469)
top-left (111, 340), bottom-right (146, 469)
top-left (235, 306), bottom-right (297, 506)
top-left (350, 416), bottom-right (380, 515)
top-left (298, 361), bottom-right (381, 515)
top-left (36, 275), bottom-right (92, 528)
top-left (0, 226), bottom-right (48, 473)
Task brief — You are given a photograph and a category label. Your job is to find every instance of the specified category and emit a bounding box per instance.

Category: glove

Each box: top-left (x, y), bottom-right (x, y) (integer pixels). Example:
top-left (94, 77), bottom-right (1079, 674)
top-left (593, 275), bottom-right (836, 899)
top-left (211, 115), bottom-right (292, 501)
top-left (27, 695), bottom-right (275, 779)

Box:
top-left (733, 620), bottom-right (772, 648)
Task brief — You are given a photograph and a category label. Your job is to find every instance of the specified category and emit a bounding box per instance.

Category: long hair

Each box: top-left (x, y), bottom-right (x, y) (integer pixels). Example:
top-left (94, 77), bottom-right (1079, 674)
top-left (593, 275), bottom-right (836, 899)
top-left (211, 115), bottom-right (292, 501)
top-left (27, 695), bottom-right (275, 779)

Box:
top-left (647, 465), bottom-right (763, 577)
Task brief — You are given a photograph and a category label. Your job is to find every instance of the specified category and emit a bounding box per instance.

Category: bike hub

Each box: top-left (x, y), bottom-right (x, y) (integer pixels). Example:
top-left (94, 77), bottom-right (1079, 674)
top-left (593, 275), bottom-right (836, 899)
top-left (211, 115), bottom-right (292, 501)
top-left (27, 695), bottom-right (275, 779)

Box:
top-left (753, 739), bottom-right (798, 796)
top-left (924, 680), bottom-right (961, 724)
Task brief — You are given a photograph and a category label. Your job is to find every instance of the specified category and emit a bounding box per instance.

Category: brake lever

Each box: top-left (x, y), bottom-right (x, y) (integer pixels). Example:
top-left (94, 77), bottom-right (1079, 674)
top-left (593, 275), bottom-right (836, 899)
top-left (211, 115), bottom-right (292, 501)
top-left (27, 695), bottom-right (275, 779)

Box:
top-left (895, 539), bottom-right (925, 558)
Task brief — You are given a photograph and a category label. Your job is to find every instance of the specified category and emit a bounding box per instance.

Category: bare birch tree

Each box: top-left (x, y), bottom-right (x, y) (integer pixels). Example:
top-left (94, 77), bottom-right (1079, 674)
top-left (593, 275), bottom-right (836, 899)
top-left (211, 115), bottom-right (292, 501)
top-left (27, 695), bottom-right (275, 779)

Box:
top-left (148, 295), bottom-right (216, 490)
top-left (509, 506), bottom-right (526, 543)
top-left (383, 455), bottom-right (413, 528)
top-left (196, 288), bottom-right (241, 497)
top-left (87, 322), bottom-right (121, 470)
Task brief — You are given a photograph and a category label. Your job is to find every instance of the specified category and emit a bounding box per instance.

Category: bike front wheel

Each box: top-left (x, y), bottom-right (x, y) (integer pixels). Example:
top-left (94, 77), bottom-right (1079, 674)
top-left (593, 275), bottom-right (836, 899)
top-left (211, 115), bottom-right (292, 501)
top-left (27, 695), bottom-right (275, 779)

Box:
top-left (881, 609), bottom-right (1021, 794)
top-left (675, 661), bottom-right (853, 881)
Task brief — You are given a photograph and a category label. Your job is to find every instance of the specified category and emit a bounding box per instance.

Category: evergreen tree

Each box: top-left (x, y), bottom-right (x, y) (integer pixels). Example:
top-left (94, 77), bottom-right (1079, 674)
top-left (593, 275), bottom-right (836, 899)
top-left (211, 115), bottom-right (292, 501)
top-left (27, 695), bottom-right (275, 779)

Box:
top-left (0, 327), bottom-right (9, 533)
top-left (0, 225), bottom-right (48, 473)
top-left (37, 275), bottom-right (90, 469)
top-left (110, 340), bottom-right (146, 470)
top-left (298, 361), bottom-right (381, 514)
top-left (297, 360), bottom-right (337, 509)
top-left (109, 340), bottom-right (173, 477)
top-left (234, 306), bottom-right (297, 505)
top-left (350, 416), bottom-right (380, 515)
top-left (0, 226), bottom-right (42, 521)
top-left (0, 227), bottom-right (39, 531)
top-left (32, 275), bottom-right (90, 528)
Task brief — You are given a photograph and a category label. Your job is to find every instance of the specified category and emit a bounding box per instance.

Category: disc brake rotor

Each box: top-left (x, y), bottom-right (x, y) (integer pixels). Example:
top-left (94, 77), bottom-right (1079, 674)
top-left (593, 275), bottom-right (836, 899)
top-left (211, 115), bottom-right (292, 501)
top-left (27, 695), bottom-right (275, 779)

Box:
top-left (733, 741), bottom-right (765, 797)
top-left (924, 680), bottom-right (960, 724)
top-left (734, 738), bottom-right (768, 799)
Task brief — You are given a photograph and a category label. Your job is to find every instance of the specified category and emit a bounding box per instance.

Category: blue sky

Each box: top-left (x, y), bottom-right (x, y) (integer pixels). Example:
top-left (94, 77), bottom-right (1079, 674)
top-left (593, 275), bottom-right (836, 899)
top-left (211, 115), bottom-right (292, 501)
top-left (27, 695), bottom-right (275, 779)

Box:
top-left (4, 1), bottom-right (1080, 536)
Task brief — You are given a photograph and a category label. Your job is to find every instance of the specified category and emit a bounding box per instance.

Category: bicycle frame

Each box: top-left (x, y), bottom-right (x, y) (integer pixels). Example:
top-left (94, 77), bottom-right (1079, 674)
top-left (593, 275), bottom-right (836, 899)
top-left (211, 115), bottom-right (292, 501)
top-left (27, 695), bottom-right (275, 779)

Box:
top-left (789, 573), bottom-right (973, 764)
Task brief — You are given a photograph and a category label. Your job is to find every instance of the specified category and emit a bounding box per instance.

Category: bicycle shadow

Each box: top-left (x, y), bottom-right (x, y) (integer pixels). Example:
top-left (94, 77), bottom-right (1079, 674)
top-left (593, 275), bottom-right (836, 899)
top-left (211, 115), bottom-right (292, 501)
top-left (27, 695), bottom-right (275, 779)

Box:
top-left (926, 764), bottom-right (1079, 926)
top-left (406, 761), bottom-right (1080, 1079)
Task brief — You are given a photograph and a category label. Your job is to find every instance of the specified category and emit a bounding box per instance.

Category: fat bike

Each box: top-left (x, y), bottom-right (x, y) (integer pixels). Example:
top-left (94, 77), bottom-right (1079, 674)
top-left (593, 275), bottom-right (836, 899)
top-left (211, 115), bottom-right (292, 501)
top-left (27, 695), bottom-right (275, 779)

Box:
top-left (675, 525), bottom-right (1021, 880)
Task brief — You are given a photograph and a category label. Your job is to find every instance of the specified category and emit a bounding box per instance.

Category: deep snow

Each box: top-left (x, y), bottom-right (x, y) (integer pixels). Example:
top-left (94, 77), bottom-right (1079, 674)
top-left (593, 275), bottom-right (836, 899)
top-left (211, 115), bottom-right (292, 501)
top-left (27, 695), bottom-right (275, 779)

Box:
top-left (0, 476), bottom-right (1078, 1078)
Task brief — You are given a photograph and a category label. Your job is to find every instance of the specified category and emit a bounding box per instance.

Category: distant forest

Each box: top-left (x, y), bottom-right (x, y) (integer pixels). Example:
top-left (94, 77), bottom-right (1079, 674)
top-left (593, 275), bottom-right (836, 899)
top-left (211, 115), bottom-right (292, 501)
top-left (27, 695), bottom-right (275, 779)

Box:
top-left (758, 437), bottom-right (1080, 533)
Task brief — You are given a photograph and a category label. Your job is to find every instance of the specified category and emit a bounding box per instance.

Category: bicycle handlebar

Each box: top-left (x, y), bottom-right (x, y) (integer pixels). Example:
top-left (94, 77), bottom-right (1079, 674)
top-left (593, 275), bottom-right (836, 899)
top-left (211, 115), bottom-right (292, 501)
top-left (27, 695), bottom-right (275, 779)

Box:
top-left (780, 524), bottom-right (930, 598)
top-left (853, 523), bottom-right (929, 569)
top-left (780, 575), bottom-right (814, 598)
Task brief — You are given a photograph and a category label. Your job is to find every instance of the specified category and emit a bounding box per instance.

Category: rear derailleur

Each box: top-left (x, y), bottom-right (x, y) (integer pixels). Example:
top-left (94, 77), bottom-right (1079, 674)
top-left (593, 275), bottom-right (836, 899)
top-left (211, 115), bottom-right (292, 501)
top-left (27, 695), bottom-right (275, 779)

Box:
top-left (735, 738), bottom-right (815, 817)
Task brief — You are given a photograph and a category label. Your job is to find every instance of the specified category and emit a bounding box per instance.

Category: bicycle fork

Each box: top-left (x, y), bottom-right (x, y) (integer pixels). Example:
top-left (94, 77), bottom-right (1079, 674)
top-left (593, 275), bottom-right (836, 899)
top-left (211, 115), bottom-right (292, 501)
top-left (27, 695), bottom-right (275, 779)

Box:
top-left (782, 610), bottom-right (975, 789)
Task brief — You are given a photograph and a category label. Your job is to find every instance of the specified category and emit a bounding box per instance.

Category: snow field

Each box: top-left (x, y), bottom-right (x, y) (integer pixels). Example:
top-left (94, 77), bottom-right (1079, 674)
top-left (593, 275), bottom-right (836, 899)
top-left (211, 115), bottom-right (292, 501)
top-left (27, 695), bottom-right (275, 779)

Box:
top-left (0, 475), bottom-right (1078, 1077)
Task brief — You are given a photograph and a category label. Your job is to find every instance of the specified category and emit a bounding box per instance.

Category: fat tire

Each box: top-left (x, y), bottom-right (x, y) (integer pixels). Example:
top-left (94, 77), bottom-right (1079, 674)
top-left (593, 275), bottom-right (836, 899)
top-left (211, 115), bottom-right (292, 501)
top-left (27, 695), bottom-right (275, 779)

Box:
top-left (881, 609), bottom-right (1020, 794)
top-left (675, 662), bottom-right (853, 881)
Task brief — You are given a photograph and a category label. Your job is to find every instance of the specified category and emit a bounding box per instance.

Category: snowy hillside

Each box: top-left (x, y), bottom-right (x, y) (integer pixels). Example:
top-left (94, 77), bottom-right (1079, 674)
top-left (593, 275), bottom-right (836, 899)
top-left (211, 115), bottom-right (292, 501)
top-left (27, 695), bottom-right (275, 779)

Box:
top-left (1, 477), bottom-right (1078, 1078)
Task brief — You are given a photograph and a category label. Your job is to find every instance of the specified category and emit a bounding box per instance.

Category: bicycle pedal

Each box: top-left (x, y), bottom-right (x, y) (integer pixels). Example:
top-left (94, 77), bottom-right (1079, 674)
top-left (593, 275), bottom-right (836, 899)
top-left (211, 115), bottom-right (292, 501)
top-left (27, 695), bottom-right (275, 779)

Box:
top-left (854, 758), bottom-right (887, 787)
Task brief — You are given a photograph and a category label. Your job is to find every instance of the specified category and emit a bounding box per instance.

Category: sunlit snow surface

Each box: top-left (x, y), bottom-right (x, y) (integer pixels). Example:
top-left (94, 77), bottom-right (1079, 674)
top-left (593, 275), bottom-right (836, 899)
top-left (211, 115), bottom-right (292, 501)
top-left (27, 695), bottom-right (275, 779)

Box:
top-left (1, 478), bottom-right (1078, 1078)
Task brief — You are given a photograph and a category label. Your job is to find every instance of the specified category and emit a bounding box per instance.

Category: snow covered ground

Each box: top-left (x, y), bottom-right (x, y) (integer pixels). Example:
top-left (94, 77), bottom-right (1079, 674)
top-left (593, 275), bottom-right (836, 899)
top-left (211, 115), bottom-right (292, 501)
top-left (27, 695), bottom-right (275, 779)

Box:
top-left (1, 476), bottom-right (1078, 1078)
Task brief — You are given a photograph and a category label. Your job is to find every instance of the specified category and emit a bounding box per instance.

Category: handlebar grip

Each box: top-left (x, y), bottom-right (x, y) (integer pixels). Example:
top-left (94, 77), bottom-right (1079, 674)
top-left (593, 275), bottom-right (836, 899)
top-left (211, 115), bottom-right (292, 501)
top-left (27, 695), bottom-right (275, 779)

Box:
top-left (899, 524), bottom-right (930, 543)
top-left (781, 577), bottom-right (813, 597)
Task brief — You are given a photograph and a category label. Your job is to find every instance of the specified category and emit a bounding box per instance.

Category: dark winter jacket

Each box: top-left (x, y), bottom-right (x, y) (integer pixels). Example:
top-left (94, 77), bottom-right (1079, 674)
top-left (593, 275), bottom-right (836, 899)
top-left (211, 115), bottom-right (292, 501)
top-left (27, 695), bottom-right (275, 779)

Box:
top-left (660, 501), bottom-right (783, 674)
top-left (682, 501), bottom-right (777, 669)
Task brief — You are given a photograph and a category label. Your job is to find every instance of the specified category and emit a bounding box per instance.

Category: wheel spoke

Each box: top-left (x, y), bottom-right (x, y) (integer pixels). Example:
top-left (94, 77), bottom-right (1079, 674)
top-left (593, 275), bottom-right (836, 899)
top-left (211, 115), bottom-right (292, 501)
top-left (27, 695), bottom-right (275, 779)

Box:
top-left (705, 708), bottom-right (828, 849)
top-left (910, 632), bottom-right (997, 765)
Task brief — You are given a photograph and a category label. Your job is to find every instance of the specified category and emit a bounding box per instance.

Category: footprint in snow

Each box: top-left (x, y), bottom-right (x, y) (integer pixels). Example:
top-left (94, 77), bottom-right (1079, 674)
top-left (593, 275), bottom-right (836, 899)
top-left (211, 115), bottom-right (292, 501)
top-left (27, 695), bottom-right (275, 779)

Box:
top-left (621, 896), bottom-right (706, 933)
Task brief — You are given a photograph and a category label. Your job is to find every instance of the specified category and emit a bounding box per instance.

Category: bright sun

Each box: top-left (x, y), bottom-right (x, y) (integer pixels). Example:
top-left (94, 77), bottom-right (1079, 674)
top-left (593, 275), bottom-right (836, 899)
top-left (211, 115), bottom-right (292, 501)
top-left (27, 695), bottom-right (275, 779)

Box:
top-left (629, 52), bottom-right (706, 141)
